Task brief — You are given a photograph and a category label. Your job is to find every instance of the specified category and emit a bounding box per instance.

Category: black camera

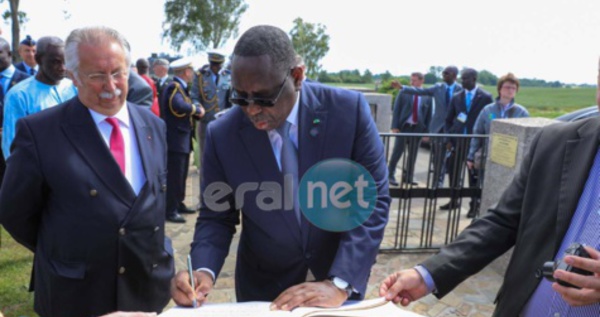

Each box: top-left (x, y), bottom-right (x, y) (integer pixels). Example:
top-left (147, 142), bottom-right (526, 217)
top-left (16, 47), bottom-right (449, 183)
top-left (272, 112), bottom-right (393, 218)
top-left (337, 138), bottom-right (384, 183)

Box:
top-left (542, 242), bottom-right (593, 289)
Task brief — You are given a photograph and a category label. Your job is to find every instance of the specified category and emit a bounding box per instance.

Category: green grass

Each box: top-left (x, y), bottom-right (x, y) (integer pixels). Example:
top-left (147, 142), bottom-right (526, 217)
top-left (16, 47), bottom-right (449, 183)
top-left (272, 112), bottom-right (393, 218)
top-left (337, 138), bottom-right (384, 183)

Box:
top-left (324, 82), bottom-right (596, 119)
top-left (0, 227), bottom-right (37, 317)
top-left (480, 85), bottom-right (595, 118)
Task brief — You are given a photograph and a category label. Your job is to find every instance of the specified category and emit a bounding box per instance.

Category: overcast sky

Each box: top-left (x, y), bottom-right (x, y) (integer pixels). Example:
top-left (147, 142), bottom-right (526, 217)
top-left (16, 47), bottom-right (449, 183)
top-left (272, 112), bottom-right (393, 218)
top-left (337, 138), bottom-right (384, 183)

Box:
top-left (7, 0), bottom-right (600, 84)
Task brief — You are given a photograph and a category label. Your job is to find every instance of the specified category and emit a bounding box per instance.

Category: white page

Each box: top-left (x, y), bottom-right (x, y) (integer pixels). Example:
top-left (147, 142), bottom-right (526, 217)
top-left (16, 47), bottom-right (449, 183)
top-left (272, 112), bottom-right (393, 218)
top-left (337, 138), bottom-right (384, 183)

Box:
top-left (159, 298), bottom-right (425, 317)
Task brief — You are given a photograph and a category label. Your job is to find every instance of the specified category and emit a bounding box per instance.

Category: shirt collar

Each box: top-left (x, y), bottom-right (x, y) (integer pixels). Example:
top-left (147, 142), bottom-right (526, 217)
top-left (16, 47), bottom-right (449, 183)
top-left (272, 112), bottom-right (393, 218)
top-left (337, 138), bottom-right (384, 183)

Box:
top-left (88, 104), bottom-right (130, 128)
top-left (1, 65), bottom-right (15, 78)
top-left (465, 85), bottom-right (478, 95)
top-left (174, 76), bottom-right (187, 89)
top-left (286, 91), bottom-right (300, 127)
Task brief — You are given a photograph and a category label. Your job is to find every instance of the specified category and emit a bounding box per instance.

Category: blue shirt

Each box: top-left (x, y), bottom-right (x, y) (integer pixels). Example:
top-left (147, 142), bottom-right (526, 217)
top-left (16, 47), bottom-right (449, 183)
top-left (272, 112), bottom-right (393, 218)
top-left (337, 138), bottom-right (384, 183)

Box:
top-left (0, 65), bottom-right (16, 95)
top-left (2, 77), bottom-right (78, 158)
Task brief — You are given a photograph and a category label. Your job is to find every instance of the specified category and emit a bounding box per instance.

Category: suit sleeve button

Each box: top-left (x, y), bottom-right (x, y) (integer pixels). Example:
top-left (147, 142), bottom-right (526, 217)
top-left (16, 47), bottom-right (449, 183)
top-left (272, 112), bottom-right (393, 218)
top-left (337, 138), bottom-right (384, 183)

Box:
top-left (119, 267), bottom-right (126, 274)
top-left (161, 185), bottom-right (167, 192)
top-left (119, 228), bottom-right (126, 236)
top-left (90, 189), bottom-right (98, 197)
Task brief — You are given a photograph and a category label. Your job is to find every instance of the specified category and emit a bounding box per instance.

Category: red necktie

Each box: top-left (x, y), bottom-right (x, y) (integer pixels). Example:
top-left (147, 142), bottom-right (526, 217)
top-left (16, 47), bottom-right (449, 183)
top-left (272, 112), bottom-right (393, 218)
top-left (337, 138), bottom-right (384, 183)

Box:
top-left (105, 117), bottom-right (125, 174)
top-left (412, 95), bottom-right (419, 123)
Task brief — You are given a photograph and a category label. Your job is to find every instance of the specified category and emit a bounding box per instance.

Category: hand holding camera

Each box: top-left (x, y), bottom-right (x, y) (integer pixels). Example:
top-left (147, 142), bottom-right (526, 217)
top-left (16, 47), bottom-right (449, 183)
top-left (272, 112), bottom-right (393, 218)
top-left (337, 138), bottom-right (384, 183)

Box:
top-left (542, 243), bottom-right (593, 288)
top-left (541, 242), bottom-right (600, 306)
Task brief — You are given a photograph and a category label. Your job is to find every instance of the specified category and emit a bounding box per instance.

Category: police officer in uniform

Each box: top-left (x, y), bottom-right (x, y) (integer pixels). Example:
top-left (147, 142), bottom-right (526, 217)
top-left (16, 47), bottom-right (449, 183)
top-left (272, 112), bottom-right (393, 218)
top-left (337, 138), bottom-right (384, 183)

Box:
top-left (190, 51), bottom-right (232, 163)
top-left (159, 58), bottom-right (204, 223)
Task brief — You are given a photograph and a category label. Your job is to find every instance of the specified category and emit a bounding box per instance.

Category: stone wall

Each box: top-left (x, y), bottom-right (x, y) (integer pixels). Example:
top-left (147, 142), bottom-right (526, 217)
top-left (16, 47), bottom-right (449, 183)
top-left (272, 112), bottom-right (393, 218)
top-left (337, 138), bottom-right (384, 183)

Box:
top-left (363, 93), bottom-right (392, 133)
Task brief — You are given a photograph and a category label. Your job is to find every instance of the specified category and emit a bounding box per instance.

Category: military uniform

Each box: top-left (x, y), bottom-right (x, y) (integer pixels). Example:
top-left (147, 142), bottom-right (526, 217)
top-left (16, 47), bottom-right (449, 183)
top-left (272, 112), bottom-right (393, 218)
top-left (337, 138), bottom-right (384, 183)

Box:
top-left (159, 58), bottom-right (202, 223)
top-left (190, 52), bottom-right (232, 163)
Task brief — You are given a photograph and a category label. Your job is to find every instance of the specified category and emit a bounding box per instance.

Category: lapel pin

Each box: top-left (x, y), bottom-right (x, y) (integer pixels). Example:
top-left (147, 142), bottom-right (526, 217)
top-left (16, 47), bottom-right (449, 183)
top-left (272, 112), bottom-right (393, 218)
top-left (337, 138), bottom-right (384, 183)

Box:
top-left (310, 118), bottom-right (321, 137)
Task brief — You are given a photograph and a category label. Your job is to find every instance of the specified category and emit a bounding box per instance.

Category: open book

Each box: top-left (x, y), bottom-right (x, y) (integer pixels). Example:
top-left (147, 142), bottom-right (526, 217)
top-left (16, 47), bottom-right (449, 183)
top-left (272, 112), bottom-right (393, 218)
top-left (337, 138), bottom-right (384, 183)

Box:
top-left (159, 297), bottom-right (425, 317)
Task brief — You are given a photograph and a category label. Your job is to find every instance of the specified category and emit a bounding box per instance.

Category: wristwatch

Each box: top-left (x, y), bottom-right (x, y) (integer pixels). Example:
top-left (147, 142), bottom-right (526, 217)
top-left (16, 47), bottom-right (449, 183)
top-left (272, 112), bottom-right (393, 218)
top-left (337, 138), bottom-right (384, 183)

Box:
top-left (330, 277), bottom-right (352, 297)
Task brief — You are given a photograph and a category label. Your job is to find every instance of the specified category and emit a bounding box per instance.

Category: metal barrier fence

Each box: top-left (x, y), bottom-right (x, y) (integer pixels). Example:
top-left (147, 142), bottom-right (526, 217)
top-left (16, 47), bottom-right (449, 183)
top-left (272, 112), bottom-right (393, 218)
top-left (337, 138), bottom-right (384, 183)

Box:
top-left (379, 132), bottom-right (489, 253)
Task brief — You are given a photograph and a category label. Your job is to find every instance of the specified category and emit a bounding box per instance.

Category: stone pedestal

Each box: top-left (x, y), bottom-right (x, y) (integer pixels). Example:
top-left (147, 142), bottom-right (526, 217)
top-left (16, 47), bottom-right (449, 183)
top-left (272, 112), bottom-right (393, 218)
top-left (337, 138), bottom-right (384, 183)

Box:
top-left (363, 93), bottom-right (392, 133)
top-left (481, 117), bottom-right (557, 275)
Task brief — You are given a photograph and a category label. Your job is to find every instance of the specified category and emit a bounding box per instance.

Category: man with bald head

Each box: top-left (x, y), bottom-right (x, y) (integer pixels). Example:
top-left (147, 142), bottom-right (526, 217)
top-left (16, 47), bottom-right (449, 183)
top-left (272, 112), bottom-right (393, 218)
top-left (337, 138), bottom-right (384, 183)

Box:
top-left (2, 36), bottom-right (77, 159)
top-left (0, 26), bottom-right (172, 317)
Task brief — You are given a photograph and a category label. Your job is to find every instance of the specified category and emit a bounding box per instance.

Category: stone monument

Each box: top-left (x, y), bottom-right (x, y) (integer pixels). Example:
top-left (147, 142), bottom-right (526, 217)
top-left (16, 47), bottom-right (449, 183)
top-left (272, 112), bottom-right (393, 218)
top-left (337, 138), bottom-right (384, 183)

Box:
top-left (363, 92), bottom-right (392, 133)
top-left (480, 117), bottom-right (558, 275)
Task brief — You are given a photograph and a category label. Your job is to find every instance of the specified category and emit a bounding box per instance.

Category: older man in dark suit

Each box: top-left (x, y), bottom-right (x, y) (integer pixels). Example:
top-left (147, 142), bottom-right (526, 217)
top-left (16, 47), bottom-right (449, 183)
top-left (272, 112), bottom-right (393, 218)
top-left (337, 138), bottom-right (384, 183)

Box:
top-left (388, 72), bottom-right (432, 186)
top-left (0, 26), bottom-right (173, 317)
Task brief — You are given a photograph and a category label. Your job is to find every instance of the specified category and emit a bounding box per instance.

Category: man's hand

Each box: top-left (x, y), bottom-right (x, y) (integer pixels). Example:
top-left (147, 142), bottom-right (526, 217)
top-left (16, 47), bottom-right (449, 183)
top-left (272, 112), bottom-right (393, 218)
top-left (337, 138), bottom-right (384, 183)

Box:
top-left (391, 128), bottom-right (400, 133)
top-left (551, 246), bottom-right (600, 306)
top-left (379, 269), bottom-right (429, 306)
top-left (100, 312), bottom-right (156, 317)
top-left (198, 105), bottom-right (205, 118)
top-left (446, 142), bottom-right (453, 151)
top-left (170, 270), bottom-right (213, 307)
top-left (391, 80), bottom-right (402, 90)
top-left (270, 281), bottom-right (348, 311)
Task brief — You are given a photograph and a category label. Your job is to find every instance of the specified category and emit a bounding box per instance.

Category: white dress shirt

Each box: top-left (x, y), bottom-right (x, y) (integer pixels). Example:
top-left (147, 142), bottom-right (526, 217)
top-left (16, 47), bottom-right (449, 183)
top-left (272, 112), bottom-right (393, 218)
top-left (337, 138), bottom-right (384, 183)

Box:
top-left (88, 105), bottom-right (146, 195)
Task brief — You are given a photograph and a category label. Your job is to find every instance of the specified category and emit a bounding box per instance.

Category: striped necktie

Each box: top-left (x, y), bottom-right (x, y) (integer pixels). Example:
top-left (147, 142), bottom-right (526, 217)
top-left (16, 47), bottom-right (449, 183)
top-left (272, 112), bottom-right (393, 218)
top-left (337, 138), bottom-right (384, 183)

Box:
top-left (277, 121), bottom-right (301, 225)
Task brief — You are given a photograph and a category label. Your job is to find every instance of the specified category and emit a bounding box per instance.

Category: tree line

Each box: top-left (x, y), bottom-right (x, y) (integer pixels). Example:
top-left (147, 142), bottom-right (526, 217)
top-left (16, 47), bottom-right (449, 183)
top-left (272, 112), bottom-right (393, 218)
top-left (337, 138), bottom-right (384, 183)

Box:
top-left (318, 66), bottom-right (591, 88)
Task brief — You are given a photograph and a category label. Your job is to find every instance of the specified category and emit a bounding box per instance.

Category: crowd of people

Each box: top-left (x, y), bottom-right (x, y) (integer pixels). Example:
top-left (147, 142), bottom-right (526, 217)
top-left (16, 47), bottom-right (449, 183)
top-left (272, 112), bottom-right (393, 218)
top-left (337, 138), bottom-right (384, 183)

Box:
top-left (389, 67), bottom-right (530, 218)
top-left (0, 23), bottom-right (598, 317)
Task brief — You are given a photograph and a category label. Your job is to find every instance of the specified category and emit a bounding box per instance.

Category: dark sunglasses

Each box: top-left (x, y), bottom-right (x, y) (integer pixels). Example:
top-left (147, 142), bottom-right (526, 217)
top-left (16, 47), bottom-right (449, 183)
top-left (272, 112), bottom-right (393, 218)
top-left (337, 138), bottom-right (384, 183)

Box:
top-left (229, 73), bottom-right (289, 107)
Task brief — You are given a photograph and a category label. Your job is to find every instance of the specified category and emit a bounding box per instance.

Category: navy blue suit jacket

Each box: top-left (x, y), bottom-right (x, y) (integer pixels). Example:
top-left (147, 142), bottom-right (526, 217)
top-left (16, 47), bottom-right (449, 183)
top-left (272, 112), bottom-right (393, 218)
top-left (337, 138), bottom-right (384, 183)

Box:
top-left (191, 82), bottom-right (390, 301)
top-left (159, 77), bottom-right (201, 154)
top-left (0, 98), bottom-right (173, 317)
top-left (445, 86), bottom-right (493, 135)
top-left (14, 61), bottom-right (34, 74)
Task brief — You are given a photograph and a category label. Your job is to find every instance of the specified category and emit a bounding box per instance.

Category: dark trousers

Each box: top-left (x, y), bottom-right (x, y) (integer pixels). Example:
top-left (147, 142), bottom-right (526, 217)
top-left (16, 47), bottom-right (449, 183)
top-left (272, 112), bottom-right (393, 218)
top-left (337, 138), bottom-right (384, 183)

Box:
top-left (430, 137), bottom-right (447, 188)
top-left (166, 151), bottom-right (190, 216)
top-left (388, 124), bottom-right (422, 183)
top-left (446, 139), bottom-right (479, 208)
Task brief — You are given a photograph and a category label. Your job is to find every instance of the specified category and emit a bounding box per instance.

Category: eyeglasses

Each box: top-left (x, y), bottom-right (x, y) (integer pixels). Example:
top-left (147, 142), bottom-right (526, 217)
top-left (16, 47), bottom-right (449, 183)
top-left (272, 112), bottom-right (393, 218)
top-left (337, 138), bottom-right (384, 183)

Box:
top-left (83, 70), bottom-right (128, 84)
top-left (229, 73), bottom-right (289, 107)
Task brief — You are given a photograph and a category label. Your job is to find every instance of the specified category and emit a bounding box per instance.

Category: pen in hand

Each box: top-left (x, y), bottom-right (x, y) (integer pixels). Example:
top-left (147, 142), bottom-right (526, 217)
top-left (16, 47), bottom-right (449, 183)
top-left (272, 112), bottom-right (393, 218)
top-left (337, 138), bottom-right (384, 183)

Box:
top-left (187, 254), bottom-right (198, 308)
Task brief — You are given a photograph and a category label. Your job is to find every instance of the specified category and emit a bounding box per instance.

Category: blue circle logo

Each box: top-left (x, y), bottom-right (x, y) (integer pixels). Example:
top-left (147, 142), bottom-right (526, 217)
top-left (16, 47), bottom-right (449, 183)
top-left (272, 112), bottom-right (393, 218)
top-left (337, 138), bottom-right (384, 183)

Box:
top-left (298, 158), bottom-right (377, 232)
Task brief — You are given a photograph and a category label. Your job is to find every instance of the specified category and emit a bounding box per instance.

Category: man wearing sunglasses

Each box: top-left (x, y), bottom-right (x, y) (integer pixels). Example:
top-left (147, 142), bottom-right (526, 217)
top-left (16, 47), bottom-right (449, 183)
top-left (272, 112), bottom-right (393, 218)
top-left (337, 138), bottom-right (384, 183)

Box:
top-left (171, 25), bottom-right (389, 311)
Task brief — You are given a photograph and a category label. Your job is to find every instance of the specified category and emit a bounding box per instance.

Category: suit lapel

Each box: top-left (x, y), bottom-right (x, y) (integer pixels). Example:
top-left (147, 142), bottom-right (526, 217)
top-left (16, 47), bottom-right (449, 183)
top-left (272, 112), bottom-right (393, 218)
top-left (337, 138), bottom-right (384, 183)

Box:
top-left (62, 98), bottom-right (136, 207)
top-left (298, 84), bottom-right (327, 249)
top-left (554, 119), bottom-right (600, 252)
top-left (239, 115), bottom-right (303, 245)
top-left (457, 91), bottom-right (467, 113)
top-left (128, 103), bottom-right (155, 184)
